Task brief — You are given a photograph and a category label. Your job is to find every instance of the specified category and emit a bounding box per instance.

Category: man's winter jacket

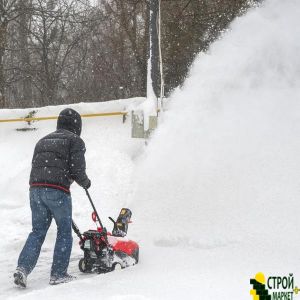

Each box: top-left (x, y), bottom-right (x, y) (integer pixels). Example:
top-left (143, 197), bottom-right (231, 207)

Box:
top-left (29, 108), bottom-right (90, 193)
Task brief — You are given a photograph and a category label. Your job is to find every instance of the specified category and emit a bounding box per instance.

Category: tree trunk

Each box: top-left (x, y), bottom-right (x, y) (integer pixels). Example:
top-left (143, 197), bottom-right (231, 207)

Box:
top-left (0, 0), bottom-right (7, 108)
top-left (19, 0), bottom-right (33, 108)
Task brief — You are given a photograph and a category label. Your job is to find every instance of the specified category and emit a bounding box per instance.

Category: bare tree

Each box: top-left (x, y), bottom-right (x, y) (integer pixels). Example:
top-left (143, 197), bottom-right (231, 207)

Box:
top-left (65, 0), bottom-right (149, 103)
top-left (18, 0), bottom-right (32, 107)
top-left (1, 0), bottom-right (262, 108)
top-left (95, 0), bottom-right (149, 99)
top-left (22, 0), bottom-right (91, 105)
top-left (0, 0), bottom-right (18, 107)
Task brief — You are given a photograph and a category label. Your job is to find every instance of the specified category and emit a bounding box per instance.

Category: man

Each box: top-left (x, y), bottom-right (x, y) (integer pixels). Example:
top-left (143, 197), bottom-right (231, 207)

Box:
top-left (13, 108), bottom-right (91, 288)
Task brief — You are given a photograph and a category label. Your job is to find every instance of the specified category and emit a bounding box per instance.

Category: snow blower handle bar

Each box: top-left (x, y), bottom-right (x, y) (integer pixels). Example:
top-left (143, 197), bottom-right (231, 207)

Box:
top-left (84, 188), bottom-right (104, 229)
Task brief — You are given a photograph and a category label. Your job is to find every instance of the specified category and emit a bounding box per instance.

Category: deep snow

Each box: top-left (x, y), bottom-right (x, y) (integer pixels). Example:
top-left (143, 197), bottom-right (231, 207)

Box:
top-left (1, 0), bottom-right (300, 299)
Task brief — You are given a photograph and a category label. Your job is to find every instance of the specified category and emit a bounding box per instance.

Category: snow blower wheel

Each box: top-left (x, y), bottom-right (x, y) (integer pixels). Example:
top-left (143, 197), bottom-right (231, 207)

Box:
top-left (112, 263), bottom-right (122, 271)
top-left (79, 258), bottom-right (93, 273)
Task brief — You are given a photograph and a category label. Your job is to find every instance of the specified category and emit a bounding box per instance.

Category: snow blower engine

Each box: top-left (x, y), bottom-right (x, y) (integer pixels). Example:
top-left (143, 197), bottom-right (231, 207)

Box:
top-left (72, 189), bottom-right (139, 274)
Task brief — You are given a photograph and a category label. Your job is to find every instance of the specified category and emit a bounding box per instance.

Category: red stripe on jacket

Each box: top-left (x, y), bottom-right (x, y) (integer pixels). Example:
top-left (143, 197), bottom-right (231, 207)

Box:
top-left (30, 183), bottom-right (70, 193)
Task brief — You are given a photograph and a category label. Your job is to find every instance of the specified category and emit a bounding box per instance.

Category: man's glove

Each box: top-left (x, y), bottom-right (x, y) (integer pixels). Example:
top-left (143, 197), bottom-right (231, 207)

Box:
top-left (83, 179), bottom-right (91, 190)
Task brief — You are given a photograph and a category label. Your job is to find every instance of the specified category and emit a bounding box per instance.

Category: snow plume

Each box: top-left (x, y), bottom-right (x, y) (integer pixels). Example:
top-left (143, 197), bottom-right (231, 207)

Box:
top-left (132, 0), bottom-right (300, 247)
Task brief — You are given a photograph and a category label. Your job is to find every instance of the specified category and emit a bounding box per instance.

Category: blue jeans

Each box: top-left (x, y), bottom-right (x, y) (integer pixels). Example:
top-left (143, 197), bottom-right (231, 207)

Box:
top-left (17, 188), bottom-right (72, 278)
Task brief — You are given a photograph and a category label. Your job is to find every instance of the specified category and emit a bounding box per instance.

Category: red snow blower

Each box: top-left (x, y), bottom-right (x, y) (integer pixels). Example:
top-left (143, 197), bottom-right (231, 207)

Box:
top-left (72, 189), bottom-right (139, 273)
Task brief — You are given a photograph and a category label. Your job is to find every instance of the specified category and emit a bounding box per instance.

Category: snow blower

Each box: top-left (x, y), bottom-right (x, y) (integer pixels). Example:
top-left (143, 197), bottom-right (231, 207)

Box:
top-left (72, 189), bottom-right (139, 274)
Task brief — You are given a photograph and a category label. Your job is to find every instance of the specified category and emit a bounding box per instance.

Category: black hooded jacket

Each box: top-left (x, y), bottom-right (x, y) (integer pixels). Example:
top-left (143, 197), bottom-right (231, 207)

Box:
top-left (29, 108), bottom-right (90, 193)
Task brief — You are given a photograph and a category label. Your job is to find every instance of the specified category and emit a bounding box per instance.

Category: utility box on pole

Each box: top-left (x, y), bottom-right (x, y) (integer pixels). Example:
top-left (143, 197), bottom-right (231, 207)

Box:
top-left (131, 111), bottom-right (145, 139)
top-left (131, 111), bottom-right (158, 139)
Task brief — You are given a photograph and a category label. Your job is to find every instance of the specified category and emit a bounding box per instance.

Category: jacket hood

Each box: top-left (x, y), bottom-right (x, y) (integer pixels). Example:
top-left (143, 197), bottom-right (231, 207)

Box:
top-left (57, 108), bottom-right (82, 136)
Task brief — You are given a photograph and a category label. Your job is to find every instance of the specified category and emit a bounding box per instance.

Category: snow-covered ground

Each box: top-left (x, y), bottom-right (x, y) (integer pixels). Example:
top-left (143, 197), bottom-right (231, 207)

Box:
top-left (1, 0), bottom-right (300, 299)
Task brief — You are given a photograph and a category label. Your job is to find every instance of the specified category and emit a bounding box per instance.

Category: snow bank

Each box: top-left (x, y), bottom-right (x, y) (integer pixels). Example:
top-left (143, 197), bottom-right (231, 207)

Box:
top-left (132, 0), bottom-right (300, 248)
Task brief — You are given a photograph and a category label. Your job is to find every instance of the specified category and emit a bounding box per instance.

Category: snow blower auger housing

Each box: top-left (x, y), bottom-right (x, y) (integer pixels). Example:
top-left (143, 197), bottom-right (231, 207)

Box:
top-left (72, 190), bottom-right (139, 274)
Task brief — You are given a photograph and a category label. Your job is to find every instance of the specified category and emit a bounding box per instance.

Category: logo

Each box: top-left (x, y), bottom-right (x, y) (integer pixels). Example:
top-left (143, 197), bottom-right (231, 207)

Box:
top-left (250, 273), bottom-right (299, 300)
